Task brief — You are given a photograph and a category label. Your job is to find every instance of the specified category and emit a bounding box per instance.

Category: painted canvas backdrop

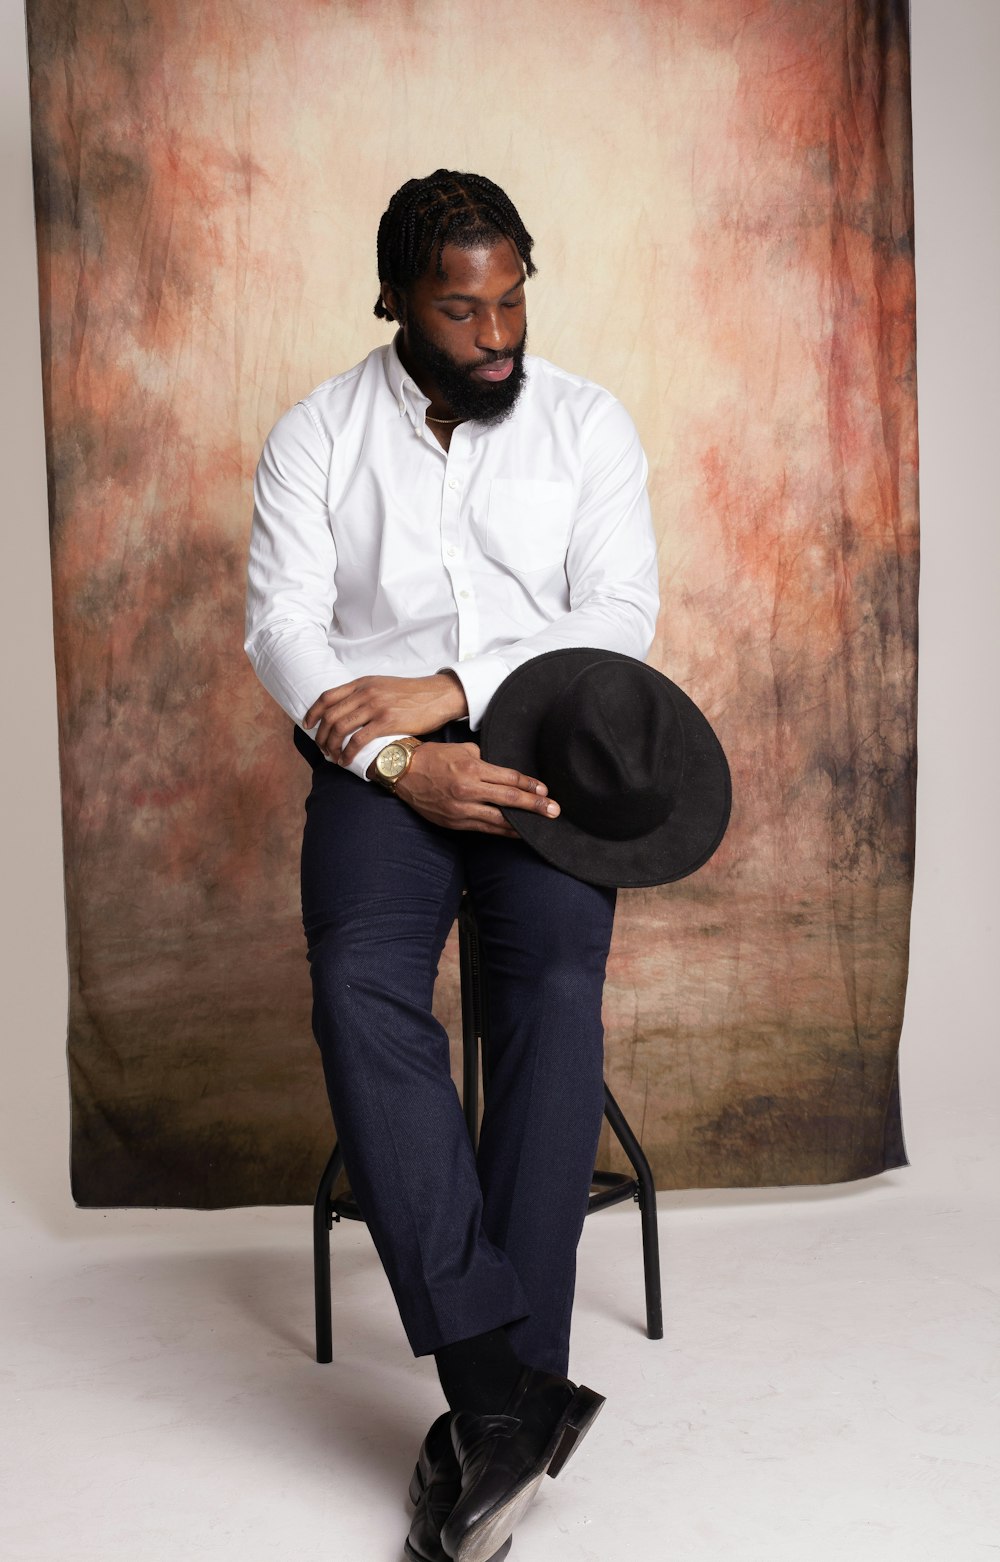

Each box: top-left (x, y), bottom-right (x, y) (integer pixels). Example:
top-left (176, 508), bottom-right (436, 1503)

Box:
top-left (27, 0), bottom-right (917, 1206)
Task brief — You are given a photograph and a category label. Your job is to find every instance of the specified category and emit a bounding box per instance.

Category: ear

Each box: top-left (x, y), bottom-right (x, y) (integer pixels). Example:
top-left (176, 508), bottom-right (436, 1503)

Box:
top-left (380, 283), bottom-right (406, 324)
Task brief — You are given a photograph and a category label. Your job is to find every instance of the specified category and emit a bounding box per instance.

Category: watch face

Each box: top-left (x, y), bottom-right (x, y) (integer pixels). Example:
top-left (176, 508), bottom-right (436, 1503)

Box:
top-left (377, 743), bottom-right (409, 780)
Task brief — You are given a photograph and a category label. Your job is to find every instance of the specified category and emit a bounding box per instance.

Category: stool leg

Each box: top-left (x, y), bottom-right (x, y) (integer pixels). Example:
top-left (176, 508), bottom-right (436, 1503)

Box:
top-left (313, 1143), bottom-right (344, 1363)
top-left (603, 1085), bottom-right (664, 1340)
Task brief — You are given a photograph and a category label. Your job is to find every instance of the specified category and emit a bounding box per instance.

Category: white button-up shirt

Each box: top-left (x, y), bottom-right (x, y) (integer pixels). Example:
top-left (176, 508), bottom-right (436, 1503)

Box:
top-left (246, 337), bottom-right (660, 778)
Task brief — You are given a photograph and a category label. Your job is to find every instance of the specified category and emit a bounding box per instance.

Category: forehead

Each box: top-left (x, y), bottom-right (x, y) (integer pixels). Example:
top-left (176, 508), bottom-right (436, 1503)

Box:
top-left (419, 237), bottom-right (525, 299)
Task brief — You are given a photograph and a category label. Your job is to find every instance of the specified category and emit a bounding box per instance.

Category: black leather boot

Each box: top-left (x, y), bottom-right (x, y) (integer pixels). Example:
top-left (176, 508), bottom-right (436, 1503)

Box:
top-left (440, 1368), bottom-right (605, 1562)
top-left (406, 1412), bottom-right (512, 1562)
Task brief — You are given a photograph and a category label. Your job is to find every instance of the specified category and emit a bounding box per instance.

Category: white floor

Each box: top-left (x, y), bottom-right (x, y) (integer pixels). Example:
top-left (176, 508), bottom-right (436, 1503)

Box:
top-left (3, 1111), bottom-right (997, 1562)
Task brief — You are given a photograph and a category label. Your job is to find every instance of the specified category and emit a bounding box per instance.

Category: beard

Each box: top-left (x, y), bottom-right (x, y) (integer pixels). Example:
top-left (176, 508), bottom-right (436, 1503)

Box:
top-left (402, 316), bottom-right (528, 425)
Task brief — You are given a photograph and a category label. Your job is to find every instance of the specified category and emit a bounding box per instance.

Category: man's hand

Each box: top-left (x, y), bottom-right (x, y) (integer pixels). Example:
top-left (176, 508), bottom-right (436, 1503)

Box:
top-left (306, 673), bottom-right (468, 764)
top-left (393, 743), bottom-right (560, 837)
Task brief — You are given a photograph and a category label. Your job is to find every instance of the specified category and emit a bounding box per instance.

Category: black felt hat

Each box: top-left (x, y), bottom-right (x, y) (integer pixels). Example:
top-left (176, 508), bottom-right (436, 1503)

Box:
top-left (479, 647), bottom-right (731, 888)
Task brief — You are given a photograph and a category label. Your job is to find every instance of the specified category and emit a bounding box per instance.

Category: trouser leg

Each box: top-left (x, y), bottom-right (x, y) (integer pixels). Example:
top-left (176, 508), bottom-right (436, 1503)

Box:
top-left (299, 759), bottom-right (530, 1356)
top-left (461, 834), bottom-right (617, 1377)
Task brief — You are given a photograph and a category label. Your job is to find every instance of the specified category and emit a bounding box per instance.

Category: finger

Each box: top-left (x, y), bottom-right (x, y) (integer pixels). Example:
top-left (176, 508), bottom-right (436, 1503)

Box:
top-left (457, 746), bottom-right (547, 796)
top-left (304, 682), bottom-right (361, 728)
top-left (339, 729), bottom-right (366, 767)
top-left (475, 760), bottom-right (549, 795)
top-left (321, 701), bottom-right (375, 751)
top-left (304, 696), bottom-right (334, 729)
top-left (317, 700), bottom-right (374, 755)
top-left (339, 724), bottom-right (389, 767)
top-left (312, 703), bottom-right (362, 750)
top-left (314, 718), bottom-right (342, 759)
top-left (480, 784), bottom-right (560, 818)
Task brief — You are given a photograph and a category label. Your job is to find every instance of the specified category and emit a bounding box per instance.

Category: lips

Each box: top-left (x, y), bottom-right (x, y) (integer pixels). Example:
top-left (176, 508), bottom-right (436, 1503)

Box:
top-left (472, 357), bottom-right (515, 382)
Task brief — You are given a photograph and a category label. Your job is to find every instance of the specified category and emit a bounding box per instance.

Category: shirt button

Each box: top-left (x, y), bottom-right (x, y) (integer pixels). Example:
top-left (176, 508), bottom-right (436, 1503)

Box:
top-left (448, 478), bottom-right (459, 490)
top-left (447, 547), bottom-right (458, 558)
top-left (459, 590), bottom-right (470, 599)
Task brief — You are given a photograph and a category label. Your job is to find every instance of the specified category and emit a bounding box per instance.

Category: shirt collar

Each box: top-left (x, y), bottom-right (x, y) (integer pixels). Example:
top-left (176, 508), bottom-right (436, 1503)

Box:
top-left (383, 332), bottom-right (534, 436)
top-left (384, 333), bottom-right (430, 430)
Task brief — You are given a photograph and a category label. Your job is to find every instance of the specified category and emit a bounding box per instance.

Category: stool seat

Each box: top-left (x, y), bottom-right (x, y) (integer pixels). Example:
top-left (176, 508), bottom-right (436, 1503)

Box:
top-left (312, 895), bottom-right (662, 1363)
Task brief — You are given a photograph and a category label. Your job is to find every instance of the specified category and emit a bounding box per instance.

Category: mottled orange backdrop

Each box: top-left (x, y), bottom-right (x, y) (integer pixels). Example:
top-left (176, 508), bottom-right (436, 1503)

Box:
top-left (27, 0), bottom-right (916, 1205)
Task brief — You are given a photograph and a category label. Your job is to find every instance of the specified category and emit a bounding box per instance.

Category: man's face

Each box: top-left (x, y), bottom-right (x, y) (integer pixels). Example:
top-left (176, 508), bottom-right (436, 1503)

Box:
top-left (387, 238), bottom-right (528, 424)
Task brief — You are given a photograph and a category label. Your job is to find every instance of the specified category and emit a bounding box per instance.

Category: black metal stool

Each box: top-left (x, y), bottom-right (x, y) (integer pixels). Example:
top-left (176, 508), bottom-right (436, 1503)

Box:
top-left (312, 894), bottom-right (663, 1363)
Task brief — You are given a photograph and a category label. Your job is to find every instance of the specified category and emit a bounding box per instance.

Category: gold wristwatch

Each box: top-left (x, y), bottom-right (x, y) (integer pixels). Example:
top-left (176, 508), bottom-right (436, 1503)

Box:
top-left (371, 736), bottom-right (422, 793)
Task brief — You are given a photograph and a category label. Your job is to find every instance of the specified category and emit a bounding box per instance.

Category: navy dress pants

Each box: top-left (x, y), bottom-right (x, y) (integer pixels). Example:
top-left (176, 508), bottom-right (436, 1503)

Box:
top-left (296, 725), bottom-right (617, 1377)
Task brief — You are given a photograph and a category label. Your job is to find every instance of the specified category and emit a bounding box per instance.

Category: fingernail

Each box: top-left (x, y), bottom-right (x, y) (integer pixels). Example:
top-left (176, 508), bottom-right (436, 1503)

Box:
top-left (545, 801), bottom-right (559, 817)
top-left (535, 783), bottom-right (547, 795)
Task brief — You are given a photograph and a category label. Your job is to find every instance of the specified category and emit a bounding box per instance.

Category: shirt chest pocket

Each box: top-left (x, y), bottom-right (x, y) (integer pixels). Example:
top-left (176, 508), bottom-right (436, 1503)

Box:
top-left (484, 479), bottom-right (574, 573)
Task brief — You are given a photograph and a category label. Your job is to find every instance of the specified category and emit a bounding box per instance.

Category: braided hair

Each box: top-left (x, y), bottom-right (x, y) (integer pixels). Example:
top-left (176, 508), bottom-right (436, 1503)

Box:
top-left (374, 169), bottom-right (536, 319)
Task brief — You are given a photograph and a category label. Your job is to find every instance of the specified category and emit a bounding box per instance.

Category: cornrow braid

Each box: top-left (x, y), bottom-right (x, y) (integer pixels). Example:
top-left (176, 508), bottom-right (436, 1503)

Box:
top-left (374, 169), bottom-right (536, 319)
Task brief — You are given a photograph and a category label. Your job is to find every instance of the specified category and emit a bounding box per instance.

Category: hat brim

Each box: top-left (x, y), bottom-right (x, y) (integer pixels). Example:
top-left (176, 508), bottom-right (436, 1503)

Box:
top-left (479, 647), bottom-right (731, 889)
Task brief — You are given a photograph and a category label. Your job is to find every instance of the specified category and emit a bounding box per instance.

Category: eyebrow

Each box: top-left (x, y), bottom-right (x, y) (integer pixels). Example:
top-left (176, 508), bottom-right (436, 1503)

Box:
top-left (436, 278), bottom-right (526, 303)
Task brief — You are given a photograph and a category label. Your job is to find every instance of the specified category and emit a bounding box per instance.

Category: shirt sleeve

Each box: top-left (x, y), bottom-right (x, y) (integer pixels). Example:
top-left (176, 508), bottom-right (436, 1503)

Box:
top-left (447, 396), bottom-right (661, 728)
top-left (244, 401), bottom-right (404, 781)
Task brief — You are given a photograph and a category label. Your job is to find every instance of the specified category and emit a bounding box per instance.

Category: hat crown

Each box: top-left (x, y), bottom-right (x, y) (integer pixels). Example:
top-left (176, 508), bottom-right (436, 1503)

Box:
top-left (537, 660), bottom-right (684, 841)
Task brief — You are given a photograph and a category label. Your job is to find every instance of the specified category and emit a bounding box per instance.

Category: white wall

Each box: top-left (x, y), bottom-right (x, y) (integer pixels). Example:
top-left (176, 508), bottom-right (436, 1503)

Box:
top-left (905, 0), bottom-right (1000, 1158)
top-left (1, 0), bottom-right (996, 1215)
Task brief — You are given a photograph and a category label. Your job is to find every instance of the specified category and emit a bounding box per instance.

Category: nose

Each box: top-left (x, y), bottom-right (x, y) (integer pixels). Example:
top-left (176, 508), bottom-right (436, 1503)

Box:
top-left (475, 308), bottom-right (511, 354)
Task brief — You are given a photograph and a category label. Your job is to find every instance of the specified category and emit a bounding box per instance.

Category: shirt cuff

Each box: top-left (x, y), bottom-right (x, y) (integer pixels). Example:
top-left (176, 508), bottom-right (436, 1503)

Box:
top-left (301, 723), bottom-right (407, 782)
top-left (347, 732), bottom-right (408, 781)
top-left (449, 655), bottom-right (512, 730)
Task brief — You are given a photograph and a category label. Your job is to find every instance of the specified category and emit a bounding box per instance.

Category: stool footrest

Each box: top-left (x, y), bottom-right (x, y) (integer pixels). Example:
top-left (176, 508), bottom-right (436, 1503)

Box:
top-left (588, 1171), bottom-right (639, 1213)
top-left (329, 1196), bottom-right (364, 1222)
top-left (326, 1178), bottom-right (638, 1220)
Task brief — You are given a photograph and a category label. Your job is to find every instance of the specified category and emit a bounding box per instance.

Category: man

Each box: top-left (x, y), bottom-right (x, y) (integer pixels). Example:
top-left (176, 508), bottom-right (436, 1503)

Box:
top-left (246, 170), bottom-right (659, 1561)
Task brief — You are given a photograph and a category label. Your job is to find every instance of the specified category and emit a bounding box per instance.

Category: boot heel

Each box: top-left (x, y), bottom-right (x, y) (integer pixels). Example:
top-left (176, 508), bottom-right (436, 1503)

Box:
top-left (407, 1464), bottom-right (424, 1507)
top-left (546, 1385), bottom-right (606, 1479)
